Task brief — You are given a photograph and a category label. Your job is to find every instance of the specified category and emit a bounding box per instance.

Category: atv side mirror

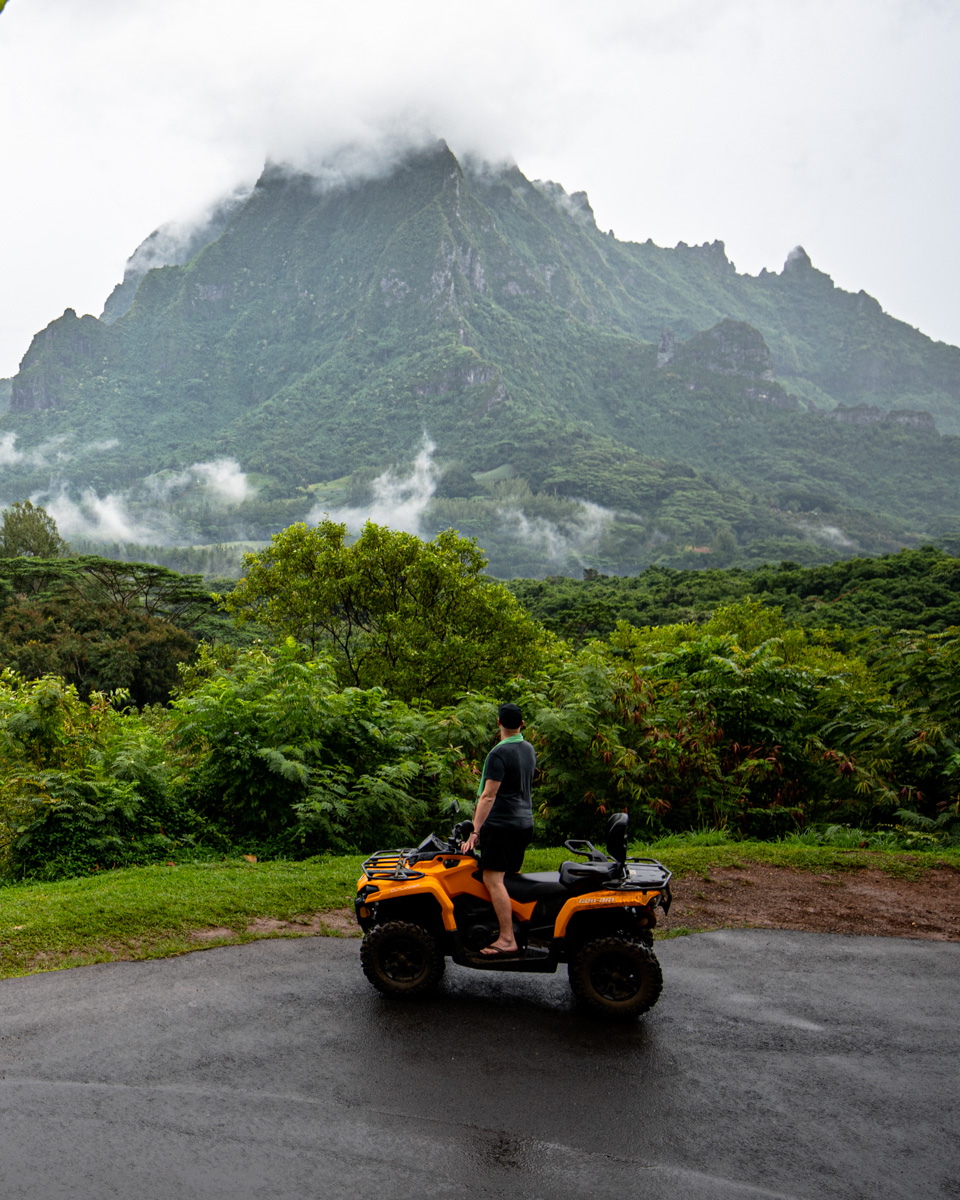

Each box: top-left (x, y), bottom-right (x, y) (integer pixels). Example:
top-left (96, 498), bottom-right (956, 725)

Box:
top-left (447, 800), bottom-right (460, 816)
top-left (606, 812), bottom-right (629, 865)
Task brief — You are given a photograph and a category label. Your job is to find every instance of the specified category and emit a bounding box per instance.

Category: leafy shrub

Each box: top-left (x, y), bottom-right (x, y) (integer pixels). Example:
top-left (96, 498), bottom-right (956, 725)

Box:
top-left (170, 641), bottom-right (474, 853)
top-left (0, 674), bottom-right (199, 879)
top-left (601, 602), bottom-right (960, 837)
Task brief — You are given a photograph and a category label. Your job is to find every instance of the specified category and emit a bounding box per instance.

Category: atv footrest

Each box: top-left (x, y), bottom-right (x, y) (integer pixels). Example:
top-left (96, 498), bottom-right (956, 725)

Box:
top-left (457, 944), bottom-right (558, 974)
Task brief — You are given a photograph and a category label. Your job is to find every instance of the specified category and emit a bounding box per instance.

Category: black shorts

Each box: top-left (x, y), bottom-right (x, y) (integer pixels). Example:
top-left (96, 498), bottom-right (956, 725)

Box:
top-left (476, 825), bottom-right (533, 874)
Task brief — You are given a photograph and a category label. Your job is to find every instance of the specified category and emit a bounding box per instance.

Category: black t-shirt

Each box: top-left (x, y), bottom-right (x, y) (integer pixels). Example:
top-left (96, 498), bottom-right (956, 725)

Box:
top-left (481, 738), bottom-right (536, 830)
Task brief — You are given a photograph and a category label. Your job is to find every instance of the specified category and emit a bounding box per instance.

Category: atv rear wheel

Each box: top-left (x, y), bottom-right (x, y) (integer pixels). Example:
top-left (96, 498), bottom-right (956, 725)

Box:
top-left (360, 921), bottom-right (445, 998)
top-left (568, 936), bottom-right (663, 1019)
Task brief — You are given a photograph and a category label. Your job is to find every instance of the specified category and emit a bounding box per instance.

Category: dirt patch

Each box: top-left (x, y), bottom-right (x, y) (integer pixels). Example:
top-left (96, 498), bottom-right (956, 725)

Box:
top-left (659, 865), bottom-right (960, 941)
top-left (190, 926), bottom-right (238, 942)
top-left (189, 910), bottom-right (362, 943)
top-left (244, 911), bottom-right (361, 937)
top-left (314, 908), bottom-right (363, 936)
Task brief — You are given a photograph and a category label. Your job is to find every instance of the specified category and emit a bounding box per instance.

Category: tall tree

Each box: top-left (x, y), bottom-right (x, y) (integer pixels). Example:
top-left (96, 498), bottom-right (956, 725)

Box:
top-left (223, 519), bottom-right (549, 704)
top-left (0, 500), bottom-right (67, 559)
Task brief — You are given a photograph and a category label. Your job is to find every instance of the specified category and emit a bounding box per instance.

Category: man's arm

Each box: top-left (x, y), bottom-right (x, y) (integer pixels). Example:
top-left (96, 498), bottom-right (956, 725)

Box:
top-left (463, 779), bottom-right (500, 851)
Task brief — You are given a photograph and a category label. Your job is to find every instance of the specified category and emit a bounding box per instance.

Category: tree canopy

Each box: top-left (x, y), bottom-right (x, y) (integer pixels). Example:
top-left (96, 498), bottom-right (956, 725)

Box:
top-left (0, 501), bottom-right (67, 559)
top-left (0, 555), bottom-right (227, 705)
top-left (508, 546), bottom-right (960, 644)
top-left (222, 519), bottom-right (549, 704)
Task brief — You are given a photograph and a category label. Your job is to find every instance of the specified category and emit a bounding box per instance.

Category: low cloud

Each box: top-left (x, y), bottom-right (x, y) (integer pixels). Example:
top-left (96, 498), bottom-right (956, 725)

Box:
top-left (793, 517), bottom-right (855, 548)
top-left (0, 432), bottom-right (21, 467)
top-left (42, 487), bottom-right (161, 544)
top-left (195, 459), bottom-right (252, 504)
top-left (497, 500), bottom-right (619, 568)
top-left (295, 132), bottom-right (444, 195)
top-left (34, 458), bottom-right (252, 546)
top-left (817, 525), bottom-right (855, 548)
top-left (0, 432), bottom-right (64, 470)
top-left (0, 432), bottom-right (120, 471)
top-left (309, 436), bottom-right (621, 570)
top-left (530, 179), bottom-right (594, 227)
top-left (29, 435), bottom-right (71, 466)
top-left (145, 458), bottom-right (252, 504)
top-left (311, 436), bottom-right (438, 536)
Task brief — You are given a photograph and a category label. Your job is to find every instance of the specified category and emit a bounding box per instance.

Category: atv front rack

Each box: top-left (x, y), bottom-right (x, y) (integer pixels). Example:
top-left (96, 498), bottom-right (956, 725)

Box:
top-left (361, 849), bottom-right (425, 882)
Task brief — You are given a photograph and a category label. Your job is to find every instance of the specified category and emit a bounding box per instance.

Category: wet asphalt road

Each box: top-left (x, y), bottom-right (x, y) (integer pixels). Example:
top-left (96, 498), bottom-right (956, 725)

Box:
top-left (0, 931), bottom-right (957, 1200)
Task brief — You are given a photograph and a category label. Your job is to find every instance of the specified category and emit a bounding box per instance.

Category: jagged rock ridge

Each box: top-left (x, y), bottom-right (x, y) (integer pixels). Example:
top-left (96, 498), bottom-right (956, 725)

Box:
top-left (2, 141), bottom-right (959, 573)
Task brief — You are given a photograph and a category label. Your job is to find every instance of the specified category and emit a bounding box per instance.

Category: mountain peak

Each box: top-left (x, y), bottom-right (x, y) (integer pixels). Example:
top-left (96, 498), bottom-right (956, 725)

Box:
top-left (5, 144), bottom-right (960, 578)
top-left (530, 179), bottom-right (596, 227)
top-left (783, 245), bottom-right (813, 272)
top-left (780, 244), bottom-right (838, 290)
top-left (255, 136), bottom-right (459, 195)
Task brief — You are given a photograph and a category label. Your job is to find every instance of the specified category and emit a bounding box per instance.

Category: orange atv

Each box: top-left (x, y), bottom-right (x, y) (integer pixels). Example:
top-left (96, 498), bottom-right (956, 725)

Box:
top-left (354, 808), bottom-right (672, 1019)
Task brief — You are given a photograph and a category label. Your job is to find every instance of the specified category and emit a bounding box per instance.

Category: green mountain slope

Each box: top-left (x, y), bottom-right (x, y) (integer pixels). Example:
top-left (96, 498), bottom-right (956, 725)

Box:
top-left (3, 141), bottom-right (959, 575)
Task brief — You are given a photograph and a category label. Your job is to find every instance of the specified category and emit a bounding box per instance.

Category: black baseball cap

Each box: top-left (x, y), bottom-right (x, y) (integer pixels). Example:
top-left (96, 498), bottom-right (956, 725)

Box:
top-left (497, 703), bottom-right (524, 727)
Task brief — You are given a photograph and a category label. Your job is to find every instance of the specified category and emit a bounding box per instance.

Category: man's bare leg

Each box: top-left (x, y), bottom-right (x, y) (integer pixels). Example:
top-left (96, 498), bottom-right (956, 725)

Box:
top-left (480, 870), bottom-right (518, 953)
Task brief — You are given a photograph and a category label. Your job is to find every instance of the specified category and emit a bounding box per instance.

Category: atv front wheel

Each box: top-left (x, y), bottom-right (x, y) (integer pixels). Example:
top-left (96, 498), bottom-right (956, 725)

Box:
top-left (568, 936), bottom-right (663, 1019)
top-left (360, 921), bottom-right (445, 999)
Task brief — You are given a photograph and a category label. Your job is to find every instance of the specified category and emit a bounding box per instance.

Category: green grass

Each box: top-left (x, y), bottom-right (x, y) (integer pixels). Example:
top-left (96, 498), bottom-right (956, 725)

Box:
top-left (0, 856), bottom-right (365, 981)
top-left (1, 842), bottom-right (957, 981)
top-left (640, 839), bottom-right (960, 882)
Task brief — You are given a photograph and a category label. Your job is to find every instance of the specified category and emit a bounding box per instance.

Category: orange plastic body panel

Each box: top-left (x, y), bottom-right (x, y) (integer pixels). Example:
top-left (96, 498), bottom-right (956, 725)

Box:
top-left (358, 855), bottom-right (536, 931)
top-left (358, 856), bottom-right (659, 935)
top-left (553, 890), bottom-right (662, 938)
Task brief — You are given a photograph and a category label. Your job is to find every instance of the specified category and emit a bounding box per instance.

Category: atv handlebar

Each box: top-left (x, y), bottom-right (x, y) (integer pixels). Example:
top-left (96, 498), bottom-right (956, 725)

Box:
top-left (452, 819), bottom-right (474, 844)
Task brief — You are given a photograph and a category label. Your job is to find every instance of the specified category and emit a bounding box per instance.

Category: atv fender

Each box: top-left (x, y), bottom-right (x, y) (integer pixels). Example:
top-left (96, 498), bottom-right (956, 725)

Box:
top-left (560, 901), bottom-right (658, 951)
top-left (359, 892), bottom-right (447, 938)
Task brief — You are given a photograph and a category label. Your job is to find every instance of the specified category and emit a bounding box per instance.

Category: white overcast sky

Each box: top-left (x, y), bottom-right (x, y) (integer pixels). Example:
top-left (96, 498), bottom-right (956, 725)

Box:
top-left (1, 0), bottom-right (958, 378)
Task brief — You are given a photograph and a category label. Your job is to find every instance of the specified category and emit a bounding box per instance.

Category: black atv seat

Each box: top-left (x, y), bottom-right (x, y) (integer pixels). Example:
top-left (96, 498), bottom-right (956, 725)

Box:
top-left (504, 871), bottom-right (570, 901)
top-left (559, 860), bottom-right (622, 893)
top-left (472, 867), bottom-right (623, 903)
top-left (471, 869), bottom-right (569, 902)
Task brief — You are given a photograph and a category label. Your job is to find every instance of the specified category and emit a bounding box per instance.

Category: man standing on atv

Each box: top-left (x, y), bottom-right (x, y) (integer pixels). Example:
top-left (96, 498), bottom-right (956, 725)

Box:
top-left (461, 702), bottom-right (537, 956)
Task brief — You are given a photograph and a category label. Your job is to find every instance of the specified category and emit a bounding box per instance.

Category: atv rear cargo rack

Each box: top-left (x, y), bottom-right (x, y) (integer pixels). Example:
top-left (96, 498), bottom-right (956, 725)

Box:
top-left (361, 849), bottom-right (425, 882)
top-left (602, 859), bottom-right (673, 901)
top-left (610, 858), bottom-right (672, 885)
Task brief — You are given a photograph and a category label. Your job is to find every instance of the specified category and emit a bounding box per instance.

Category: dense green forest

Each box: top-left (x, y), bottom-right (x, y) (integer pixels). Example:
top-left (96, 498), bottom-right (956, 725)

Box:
top-left (3, 144), bottom-right (959, 576)
top-left (1, 515), bottom-right (957, 885)
top-left (508, 546), bottom-right (960, 642)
